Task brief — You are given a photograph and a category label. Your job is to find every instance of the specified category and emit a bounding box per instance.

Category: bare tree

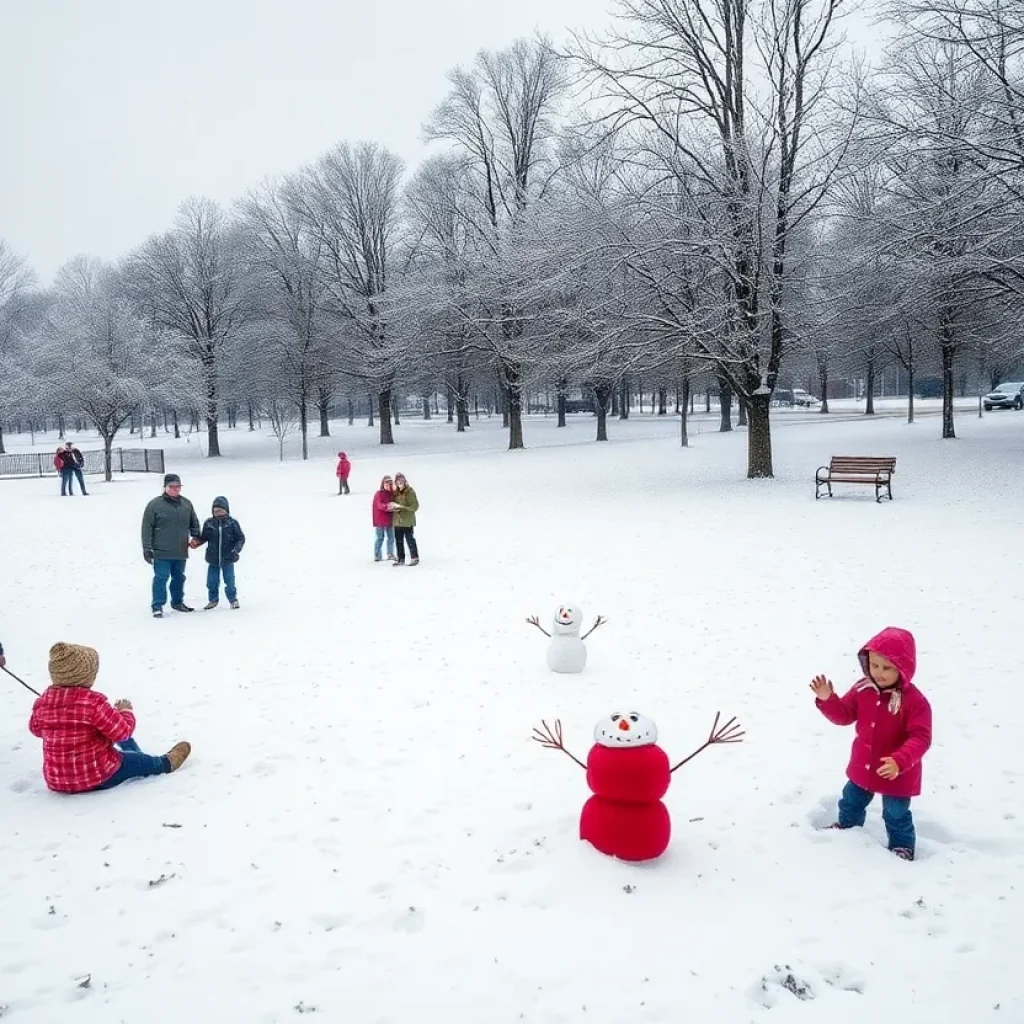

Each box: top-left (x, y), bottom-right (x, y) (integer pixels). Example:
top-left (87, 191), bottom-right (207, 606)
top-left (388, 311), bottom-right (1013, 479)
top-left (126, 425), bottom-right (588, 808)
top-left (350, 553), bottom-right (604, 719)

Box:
top-left (237, 179), bottom-right (334, 459)
top-left (424, 38), bottom-right (566, 450)
top-left (0, 240), bottom-right (37, 453)
top-left (128, 197), bottom-right (249, 457)
top-left (288, 142), bottom-right (405, 445)
top-left (570, 0), bottom-right (850, 477)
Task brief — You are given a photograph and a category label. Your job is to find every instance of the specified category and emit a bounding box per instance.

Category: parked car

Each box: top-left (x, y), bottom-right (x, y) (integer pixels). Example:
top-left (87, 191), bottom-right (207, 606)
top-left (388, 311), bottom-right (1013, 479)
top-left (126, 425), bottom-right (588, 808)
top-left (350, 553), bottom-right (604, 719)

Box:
top-left (791, 388), bottom-right (821, 407)
top-left (983, 381), bottom-right (1024, 411)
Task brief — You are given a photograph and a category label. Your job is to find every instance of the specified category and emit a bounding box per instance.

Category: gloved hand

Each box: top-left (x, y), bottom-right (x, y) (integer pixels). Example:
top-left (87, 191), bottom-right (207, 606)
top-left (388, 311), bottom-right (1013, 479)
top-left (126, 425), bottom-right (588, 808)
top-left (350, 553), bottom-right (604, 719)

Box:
top-left (143, 550), bottom-right (154, 564)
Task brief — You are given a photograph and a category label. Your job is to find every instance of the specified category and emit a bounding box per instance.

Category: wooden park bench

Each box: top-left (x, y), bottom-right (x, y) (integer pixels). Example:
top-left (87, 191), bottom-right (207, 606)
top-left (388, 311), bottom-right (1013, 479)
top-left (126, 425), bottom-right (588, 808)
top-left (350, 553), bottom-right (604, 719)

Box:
top-left (815, 456), bottom-right (896, 503)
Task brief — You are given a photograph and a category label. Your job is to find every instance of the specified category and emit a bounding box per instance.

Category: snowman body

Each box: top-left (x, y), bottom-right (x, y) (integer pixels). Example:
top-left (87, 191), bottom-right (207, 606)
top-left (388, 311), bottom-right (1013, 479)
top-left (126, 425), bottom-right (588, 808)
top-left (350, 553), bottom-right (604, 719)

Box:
top-left (579, 713), bottom-right (672, 862)
top-left (546, 604), bottom-right (587, 674)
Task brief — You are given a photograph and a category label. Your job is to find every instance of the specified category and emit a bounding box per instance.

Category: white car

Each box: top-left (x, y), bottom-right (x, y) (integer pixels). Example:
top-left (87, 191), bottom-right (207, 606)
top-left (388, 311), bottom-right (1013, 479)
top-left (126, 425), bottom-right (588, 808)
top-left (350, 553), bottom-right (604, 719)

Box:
top-left (791, 389), bottom-right (821, 407)
top-left (983, 382), bottom-right (1024, 411)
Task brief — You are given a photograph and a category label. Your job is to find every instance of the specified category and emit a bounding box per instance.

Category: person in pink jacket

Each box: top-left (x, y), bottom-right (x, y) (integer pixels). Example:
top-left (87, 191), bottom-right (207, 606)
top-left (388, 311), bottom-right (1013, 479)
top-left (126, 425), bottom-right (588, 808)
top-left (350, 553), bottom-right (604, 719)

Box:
top-left (336, 451), bottom-right (351, 495)
top-left (810, 626), bottom-right (932, 861)
top-left (371, 475), bottom-right (396, 561)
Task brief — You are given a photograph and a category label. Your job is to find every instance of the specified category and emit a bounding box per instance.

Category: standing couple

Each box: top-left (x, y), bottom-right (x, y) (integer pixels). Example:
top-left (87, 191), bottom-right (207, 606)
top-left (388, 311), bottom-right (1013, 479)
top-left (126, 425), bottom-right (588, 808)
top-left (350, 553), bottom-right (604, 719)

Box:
top-left (54, 441), bottom-right (88, 496)
top-left (372, 473), bottom-right (420, 566)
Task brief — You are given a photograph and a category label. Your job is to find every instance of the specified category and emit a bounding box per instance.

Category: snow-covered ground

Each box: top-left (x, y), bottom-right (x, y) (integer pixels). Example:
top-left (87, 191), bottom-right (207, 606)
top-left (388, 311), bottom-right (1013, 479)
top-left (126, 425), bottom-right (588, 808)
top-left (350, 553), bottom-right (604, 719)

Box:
top-left (1, 403), bottom-right (1022, 1023)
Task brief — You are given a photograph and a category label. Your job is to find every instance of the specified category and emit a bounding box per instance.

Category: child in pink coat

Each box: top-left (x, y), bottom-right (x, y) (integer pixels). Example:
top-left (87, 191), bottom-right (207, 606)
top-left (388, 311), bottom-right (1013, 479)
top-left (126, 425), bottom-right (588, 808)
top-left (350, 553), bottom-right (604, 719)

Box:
top-left (371, 475), bottom-right (396, 561)
top-left (811, 627), bottom-right (932, 861)
top-left (336, 452), bottom-right (351, 495)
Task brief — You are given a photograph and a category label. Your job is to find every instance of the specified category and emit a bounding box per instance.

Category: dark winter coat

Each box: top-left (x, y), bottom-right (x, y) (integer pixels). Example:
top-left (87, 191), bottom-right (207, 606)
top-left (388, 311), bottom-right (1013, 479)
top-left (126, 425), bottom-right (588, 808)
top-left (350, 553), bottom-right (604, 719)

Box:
top-left (141, 493), bottom-right (201, 561)
top-left (195, 496), bottom-right (246, 566)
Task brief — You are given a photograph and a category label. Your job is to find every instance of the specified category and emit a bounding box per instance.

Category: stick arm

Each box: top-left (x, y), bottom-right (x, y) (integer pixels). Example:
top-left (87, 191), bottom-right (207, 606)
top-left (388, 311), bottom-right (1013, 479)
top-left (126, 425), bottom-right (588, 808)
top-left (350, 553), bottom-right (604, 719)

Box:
top-left (526, 615), bottom-right (551, 638)
top-left (670, 712), bottom-right (745, 773)
top-left (582, 615), bottom-right (607, 640)
top-left (531, 719), bottom-right (586, 769)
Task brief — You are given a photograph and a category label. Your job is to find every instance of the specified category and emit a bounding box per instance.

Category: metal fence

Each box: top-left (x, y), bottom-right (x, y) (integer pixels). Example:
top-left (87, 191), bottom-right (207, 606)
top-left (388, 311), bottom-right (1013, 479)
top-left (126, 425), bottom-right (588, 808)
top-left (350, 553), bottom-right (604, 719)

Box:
top-left (0, 447), bottom-right (165, 479)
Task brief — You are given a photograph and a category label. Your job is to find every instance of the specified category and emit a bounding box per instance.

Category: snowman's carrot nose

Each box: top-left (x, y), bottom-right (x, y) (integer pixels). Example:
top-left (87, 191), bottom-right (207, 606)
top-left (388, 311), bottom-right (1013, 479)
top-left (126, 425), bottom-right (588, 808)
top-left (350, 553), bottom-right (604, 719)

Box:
top-left (617, 719), bottom-right (630, 731)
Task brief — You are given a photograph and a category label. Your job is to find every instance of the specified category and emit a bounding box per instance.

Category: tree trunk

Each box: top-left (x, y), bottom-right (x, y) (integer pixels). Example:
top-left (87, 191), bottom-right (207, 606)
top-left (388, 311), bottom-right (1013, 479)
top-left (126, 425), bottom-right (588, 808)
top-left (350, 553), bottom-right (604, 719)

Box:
top-left (594, 385), bottom-right (611, 441)
top-left (505, 364), bottom-right (525, 450)
top-left (0, 425), bottom-right (5, 454)
top-left (58, 414), bottom-right (66, 439)
top-left (102, 433), bottom-right (114, 482)
top-left (718, 376), bottom-right (733, 432)
top-left (317, 390), bottom-right (331, 437)
top-left (557, 379), bottom-right (567, 427)
top-left (367, 392), bottom-right (375, 427)
top-left (202, 348), bottom-right (221, 457)
top-left (865, 349), bottom-right (876, 415)
top-left (817, 355), bottom-right (830, 414)
top-left (393, 399), bottom-right (401, 426)
top-left (618, 379), bottom-right (630, 419)
top-left (446, 388), bottom-right (455, 423)
top-left (173, 410), bottom-right (181, 439)
top-left (347, 397), bottom-right (354, 426)
top-left (680, 377), bottom-right (691, 447)
top-left (658, 387), bottom-right (668, 415)
top-left (378, 389), bottom-right (394, 444)
top-left (745, 394), bottom-right (773, 478)
top-left (422, 395), bottom-right (431, 420)
top-left (737, 397), bottom-right (748, 428)
top-left (941, 340), bottom-right (956, 439)
top-left (704, 389), bottom-right (711, 414)
top-left (299, 392), bottom-right (309, 460)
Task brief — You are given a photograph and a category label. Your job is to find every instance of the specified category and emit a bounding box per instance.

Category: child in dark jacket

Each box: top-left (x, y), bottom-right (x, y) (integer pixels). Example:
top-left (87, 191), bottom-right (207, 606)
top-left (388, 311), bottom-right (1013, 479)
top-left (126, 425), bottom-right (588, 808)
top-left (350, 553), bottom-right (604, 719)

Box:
top-left (29, 642), bottom-right (190, 793)
top-left (811, 626), bottom-right (932, 860)
top-left (193, 495), bottom-right (246, 609)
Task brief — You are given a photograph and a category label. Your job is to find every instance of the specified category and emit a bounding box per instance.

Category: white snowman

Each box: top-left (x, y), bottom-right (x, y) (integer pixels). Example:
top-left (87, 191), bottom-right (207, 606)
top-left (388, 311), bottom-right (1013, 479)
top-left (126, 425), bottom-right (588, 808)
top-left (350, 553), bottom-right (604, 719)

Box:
top-left (527, 604), bottom-right (606, 673)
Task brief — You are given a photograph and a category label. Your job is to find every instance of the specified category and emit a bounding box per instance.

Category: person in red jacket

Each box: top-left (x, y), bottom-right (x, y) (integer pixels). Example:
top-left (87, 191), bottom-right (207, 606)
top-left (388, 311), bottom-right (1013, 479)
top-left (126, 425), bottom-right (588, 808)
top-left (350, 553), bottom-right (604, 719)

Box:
top-left (372, 475), bottom-right (396, 561)
top-left (336, 451), bottom-right (351, 494)
top-left (811, 627), bottom-right (932, 861)
top-left (28, 642), bottom-right (191, 793)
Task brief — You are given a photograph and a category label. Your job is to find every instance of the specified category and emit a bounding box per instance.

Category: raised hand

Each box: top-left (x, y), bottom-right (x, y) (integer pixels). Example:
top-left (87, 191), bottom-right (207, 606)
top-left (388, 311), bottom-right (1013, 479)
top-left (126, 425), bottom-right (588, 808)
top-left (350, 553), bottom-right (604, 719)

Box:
top-left (810, 675), bottom-right (834, 701)
top-left (531, 718), bottom-right (585, 768)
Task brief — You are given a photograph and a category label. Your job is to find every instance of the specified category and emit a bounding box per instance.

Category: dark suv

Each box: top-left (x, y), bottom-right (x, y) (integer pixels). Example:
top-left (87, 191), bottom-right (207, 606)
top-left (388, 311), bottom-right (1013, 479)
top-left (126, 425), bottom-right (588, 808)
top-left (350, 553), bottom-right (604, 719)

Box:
top-left (983, 381), bottom-right (1024, 411)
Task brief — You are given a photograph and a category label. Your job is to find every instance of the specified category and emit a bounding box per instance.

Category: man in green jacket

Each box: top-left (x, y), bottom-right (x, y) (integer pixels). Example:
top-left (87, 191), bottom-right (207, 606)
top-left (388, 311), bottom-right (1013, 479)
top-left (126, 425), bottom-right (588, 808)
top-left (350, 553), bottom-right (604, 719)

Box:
top-left (142, 473), bottom-right (201, 618)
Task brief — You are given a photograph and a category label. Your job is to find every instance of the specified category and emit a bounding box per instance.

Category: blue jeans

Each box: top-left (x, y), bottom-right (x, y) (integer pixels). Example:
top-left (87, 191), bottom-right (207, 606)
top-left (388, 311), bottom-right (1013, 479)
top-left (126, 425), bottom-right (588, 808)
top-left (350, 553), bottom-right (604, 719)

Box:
top-left (374, 526), bottom-right (395, 559)
top-left (92, 737), bottom-right (170, 790)
top-left (60, 468), bottom-right (76, 495)
top-left (152, 559), bottom-right (186, 610)
top-left (207, 562), bottom-right (237, 602)
top-left (838, 779), bottom-right (915, 852)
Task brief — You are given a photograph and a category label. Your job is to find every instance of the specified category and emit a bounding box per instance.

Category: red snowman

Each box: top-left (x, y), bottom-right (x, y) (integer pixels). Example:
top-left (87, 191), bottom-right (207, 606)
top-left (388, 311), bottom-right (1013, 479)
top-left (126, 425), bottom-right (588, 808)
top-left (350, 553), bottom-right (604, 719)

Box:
top-left (532, 710), bottom-right (744, 862)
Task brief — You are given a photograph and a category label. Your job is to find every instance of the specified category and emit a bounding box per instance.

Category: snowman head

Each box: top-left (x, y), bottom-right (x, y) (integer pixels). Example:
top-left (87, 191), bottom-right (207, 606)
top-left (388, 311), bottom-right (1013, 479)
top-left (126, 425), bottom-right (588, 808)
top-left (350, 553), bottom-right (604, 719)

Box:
top-left (552, 604), bottom-right (582, 635)
top-left (593, 711), bottom-right (658, 747)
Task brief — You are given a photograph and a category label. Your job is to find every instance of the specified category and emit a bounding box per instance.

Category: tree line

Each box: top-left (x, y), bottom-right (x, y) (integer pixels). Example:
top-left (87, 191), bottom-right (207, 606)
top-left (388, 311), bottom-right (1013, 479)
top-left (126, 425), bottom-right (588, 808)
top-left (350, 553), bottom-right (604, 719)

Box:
top-left (1, 0), bottom-right (1021, 479)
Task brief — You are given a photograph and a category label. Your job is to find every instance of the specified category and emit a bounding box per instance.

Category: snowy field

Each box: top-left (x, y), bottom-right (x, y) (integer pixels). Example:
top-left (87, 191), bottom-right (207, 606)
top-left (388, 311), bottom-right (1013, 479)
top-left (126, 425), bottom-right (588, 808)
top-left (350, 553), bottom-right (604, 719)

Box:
top-left (1, 401), bottom-right (1022, 1023)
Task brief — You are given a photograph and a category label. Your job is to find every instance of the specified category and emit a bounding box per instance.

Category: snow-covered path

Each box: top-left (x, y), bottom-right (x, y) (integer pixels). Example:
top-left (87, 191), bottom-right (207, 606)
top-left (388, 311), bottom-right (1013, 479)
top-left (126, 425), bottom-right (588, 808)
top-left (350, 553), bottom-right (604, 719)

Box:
top-left (1, 409), bottom-right (1021, 1022)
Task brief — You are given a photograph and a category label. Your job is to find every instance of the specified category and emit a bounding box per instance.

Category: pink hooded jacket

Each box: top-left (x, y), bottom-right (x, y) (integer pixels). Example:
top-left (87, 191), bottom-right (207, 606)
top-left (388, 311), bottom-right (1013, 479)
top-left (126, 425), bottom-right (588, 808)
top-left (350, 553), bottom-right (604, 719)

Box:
top-left (372, 480), bottom-right (393, 528)
top-left (816, 627), bottom-right (932, 798)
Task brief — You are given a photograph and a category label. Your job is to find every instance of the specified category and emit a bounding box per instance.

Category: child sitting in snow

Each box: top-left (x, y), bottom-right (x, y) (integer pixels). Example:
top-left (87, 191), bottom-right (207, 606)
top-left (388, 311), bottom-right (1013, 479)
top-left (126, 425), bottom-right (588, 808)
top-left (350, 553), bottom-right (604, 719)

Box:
top-left (811, 627), bottom-right (932, 861)
top-left (193, 495), bottom-right (246, 609)
top-left (29, 642), bottom-right (190, 793)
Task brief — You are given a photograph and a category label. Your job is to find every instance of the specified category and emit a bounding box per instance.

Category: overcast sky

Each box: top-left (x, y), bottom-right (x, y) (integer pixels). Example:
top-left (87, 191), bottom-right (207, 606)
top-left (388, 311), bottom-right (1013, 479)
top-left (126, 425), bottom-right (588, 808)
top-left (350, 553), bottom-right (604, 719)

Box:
top-left (0, 0), bottom-right (876, 282)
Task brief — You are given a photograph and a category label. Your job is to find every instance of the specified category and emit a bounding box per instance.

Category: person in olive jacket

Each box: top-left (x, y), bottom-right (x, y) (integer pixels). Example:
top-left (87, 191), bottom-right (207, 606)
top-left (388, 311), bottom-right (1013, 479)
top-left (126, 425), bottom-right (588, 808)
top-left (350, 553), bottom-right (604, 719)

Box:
top-left (141, 473), bottom-right (201, 618)
top-left (193, 495), bottom-right (246, 610)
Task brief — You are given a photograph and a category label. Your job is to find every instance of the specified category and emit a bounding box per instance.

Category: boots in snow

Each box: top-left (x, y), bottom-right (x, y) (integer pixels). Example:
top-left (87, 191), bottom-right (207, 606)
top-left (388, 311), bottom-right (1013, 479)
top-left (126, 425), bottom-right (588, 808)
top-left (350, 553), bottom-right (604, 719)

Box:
top-left (230, 600), bottom-right (240, 610)
top-left (166, 741), bottom-right (191, 771)
top-left (152, 608), bottom-right (163, 619)
top-left (171, 603), bottom-right (194, 613)
top-left (204, 601), bottom-right (218, 610)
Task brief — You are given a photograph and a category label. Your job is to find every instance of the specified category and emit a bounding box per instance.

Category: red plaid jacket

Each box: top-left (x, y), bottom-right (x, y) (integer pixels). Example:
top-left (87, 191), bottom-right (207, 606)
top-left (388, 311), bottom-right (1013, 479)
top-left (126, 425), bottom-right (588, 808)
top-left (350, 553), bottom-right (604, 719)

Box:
top-left (29, 686), bottom-right (136, 793)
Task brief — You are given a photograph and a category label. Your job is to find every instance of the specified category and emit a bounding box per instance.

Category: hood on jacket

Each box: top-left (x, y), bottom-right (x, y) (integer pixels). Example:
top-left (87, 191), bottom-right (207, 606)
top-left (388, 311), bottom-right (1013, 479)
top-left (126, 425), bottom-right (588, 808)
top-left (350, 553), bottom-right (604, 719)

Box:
top-left (378, 475), bottom-right (393, 491)
top-left (859, 627), bottom-right (916, 687)
top-left (337, 451), bottom-right (348, 460)
top-left (212, 495), bottom-right (230, 514)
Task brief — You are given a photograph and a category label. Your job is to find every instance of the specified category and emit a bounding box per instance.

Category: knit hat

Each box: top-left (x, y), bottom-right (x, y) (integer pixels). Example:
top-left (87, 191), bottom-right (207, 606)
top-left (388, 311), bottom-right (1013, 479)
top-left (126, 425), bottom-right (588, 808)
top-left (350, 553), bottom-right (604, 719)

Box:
top-left (164, 473), bottom-right (181, 487)
top-left (212, 495), bottom-right (230, 513)
top-left (48, 642), bottom-right (100, 688)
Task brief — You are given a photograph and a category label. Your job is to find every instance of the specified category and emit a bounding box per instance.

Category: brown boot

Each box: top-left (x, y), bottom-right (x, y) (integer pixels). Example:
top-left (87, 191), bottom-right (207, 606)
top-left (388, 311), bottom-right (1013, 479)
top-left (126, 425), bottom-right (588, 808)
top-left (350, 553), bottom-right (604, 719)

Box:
top-left (165, 741), bottom-right (191, 772)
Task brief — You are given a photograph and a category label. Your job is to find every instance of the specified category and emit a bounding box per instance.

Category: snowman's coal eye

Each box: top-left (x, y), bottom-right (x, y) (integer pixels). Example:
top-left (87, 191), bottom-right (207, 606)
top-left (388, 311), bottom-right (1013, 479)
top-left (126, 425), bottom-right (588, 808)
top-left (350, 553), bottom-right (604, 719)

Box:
top-left (629, 714), bottom-right (639, 723)
top-left (610, 714), bottom-right (620, 722)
